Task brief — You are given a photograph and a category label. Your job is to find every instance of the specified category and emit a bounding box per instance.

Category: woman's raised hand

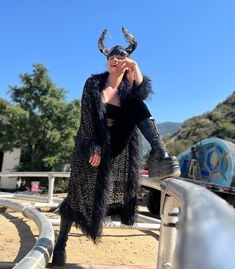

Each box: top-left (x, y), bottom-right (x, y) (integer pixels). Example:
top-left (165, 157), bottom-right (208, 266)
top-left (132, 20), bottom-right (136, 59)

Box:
top-left (124, 58), bottom-right (143, 85)
top-left (125, 57), bottom-right (137, 69)
top-left (126, 67), bottom-right (135, 84)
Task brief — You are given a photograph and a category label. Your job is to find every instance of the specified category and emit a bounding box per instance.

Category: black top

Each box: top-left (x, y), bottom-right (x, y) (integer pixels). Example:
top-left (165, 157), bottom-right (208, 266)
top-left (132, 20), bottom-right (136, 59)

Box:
top-left (104, 100), bottom-right (151, 158)
top-left (105, 103), bottom-right (121, 120)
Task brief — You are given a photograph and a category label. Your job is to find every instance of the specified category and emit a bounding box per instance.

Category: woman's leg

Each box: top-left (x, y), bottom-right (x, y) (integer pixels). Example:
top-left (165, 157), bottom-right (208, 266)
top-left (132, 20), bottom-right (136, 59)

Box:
top-left (138, 116), bottom-right (180, 179)
top-left (52, 215), bottom-right (73, 267)
top-left (115, 99), bottom-right (180, 179)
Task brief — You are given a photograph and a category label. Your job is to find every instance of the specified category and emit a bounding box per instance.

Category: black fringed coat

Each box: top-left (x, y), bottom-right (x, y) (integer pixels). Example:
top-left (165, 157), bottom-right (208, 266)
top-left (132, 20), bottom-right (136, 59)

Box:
top-left (60, 72), bottom-right (152, 241)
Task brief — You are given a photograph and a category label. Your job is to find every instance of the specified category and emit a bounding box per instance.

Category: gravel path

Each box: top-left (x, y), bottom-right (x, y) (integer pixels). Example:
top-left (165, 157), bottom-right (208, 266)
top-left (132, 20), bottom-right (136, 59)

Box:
top-left (0, 207), bottom-right (159, 268)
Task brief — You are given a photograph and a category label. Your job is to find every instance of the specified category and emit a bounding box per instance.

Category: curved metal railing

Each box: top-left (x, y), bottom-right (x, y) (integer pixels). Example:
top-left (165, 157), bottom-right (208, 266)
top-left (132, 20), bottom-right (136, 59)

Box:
top-left (155, 178), bottom-right (235, 269)
top-left (2, 172), bottom-right (235, 268)
top-left (0, 199), bottom-right (54, 269)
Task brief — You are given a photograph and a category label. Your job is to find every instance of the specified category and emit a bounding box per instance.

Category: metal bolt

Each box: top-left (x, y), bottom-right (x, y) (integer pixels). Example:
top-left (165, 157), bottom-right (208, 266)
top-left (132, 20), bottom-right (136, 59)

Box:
top-left (162, 262), bottom-right (171, 268)
top-left (168, 211), bottom-right (180, 217)
top-left (163, 222), bottom-right (178, 228)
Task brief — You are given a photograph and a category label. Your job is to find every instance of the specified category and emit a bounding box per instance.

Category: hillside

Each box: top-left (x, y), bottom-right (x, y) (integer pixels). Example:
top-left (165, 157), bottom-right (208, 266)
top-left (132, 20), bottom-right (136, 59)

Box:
top-left (158, 122), bottom-right (182, 136)
top-left (165, 91), bottom-right (235, 155)
top-left (141, 121), bottom-right (182, 155)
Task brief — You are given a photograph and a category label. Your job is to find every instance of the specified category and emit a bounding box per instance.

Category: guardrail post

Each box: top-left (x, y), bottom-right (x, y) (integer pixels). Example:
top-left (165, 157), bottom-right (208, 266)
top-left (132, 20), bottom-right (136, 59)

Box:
top-left (157, 194), bottom-right (180, 269)
top-left (47, 174), bottom-right (55, 205)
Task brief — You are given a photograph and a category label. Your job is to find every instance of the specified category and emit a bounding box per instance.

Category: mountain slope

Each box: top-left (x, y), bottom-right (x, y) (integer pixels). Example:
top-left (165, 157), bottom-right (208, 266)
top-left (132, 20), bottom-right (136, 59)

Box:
top-left (141, 121), bottom-right (182, 155)
top-left (165, 91), bottom-right (235, 155)
top-left (158, 122), bottom-right (182, 136)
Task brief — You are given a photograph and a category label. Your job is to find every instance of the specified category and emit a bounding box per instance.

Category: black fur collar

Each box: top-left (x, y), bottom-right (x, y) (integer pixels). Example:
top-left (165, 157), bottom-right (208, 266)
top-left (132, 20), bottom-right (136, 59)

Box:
top-left (88, 71), bottom-right (152, 102)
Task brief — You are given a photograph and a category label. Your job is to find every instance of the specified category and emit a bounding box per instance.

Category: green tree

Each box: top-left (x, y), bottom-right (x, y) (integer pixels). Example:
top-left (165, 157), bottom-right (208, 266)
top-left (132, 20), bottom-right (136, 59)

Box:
top-left (0, 98), bottom-right (29, 151)
top-left (3, 64), bottom-right (80, 172)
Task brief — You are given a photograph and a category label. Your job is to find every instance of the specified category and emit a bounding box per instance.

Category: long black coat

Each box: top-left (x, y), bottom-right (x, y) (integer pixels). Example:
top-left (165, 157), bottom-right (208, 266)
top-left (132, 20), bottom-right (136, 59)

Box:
top-left (60, 72), bottom-right (152, 241)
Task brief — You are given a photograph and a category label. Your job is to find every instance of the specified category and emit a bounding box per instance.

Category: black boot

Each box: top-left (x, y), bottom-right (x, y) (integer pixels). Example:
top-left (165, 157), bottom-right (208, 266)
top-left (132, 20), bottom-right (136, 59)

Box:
top-left (52, 216), bottom-right (73, 267)
top-left (138, 117), bottom-right (180, 180)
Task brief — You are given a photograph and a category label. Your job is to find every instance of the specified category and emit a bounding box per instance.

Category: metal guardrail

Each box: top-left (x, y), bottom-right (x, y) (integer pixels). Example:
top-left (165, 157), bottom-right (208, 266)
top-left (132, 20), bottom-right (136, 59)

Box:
top-left (156, 178), bottom-right (235, 269)
top-left (0, 171), bottom-right (70, 205)
top-left (0, 171), bottom-right (160, 268)
top-left (0, 198), bottom-right (54, 269)
top-left (0, 172), bottom-right (161, 230)
top-left (2, 172), bottom-right (235, 268)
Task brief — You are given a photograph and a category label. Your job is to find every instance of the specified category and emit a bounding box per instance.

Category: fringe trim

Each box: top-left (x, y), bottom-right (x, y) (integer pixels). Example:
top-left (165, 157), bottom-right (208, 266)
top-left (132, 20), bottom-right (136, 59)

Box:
top-left (59, 200), bottom-right (97, 241)
top-left (130, 76), bottom-right (153, 101)
top-left (89, 144), bottom-right (112, 242)
top-left (76, 138), bottom-right (101, 160)
top-left (60, 144), bottom-right (112, 243)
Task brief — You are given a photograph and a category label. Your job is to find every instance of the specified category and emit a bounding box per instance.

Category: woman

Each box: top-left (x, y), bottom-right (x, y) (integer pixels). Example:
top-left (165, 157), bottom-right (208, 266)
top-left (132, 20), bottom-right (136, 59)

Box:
top-left (52, 27), bottom-right (180, 266)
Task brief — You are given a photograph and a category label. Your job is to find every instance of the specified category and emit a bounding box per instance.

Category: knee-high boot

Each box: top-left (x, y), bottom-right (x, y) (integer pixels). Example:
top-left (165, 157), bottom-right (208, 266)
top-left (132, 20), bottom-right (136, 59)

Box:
top-left (52, 216), bottom-right (73, 267)
top-left (138, 117), bottom-right (181, 180)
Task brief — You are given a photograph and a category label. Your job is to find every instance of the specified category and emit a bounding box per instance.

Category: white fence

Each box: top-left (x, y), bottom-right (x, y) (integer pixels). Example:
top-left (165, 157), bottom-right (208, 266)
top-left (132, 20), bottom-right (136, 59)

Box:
top-left (0, 171), bottom-right (69, 205)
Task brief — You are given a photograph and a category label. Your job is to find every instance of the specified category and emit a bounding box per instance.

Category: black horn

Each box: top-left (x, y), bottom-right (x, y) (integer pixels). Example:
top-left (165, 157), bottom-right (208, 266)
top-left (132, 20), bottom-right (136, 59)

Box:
top-left (122, 26), bottom-right (137, 55)
top-left (98, 27), bottom-right (137, 57)
top-left (98, 29), bottom-right (110, 56)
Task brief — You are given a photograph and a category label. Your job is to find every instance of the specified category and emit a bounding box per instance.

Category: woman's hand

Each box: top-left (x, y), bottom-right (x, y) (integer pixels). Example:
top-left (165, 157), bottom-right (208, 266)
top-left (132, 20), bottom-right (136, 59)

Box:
top-left (89, 153), bottom-right (101, 167)
top-left (126, 67), bottom-right (135, 84)
top-left (125, 57), bottom-right (137, 69)
top-left (124, 58), bottom-right (143, 85)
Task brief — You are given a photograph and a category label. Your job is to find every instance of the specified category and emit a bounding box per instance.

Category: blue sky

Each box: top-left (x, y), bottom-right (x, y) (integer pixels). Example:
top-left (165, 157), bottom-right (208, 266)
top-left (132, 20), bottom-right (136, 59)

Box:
top-left (0, 0), bottom-right (235, 123)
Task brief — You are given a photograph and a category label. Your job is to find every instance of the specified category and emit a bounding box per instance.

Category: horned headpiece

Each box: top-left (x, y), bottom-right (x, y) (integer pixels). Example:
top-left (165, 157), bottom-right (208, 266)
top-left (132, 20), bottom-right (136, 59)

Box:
top-left (98, 26), bottom-right (137, 58)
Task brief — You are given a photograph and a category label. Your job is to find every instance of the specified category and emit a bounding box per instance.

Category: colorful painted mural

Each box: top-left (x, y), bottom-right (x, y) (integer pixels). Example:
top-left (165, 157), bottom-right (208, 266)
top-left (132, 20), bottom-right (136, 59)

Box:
top-left (177, 138), bottom-right (235, 187)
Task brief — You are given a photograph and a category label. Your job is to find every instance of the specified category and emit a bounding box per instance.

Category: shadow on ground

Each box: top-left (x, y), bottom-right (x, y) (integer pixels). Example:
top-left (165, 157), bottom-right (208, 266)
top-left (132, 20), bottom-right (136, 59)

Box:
top-left (1, 212), bottom-right (36, 262)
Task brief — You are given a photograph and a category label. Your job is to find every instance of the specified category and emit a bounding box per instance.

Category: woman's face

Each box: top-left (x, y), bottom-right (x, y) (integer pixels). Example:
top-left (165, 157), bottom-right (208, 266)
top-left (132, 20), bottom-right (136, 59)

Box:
top-left (107, 55), bottom-right (126, 74)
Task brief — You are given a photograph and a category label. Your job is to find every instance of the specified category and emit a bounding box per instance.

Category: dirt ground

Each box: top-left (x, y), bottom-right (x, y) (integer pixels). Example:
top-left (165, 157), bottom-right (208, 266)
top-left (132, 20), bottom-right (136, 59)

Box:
top-left (0, 206), bottom-right (159, 268)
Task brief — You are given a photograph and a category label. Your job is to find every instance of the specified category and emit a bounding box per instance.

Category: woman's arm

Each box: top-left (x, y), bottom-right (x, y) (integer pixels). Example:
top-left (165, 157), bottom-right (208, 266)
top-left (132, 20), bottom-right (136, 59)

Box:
top-left (75, 79), bottom-right (101, 166)
top-left (124, 58), bottom-right (152, 101)
top-left (125, 58), bottom-right (143, 85)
